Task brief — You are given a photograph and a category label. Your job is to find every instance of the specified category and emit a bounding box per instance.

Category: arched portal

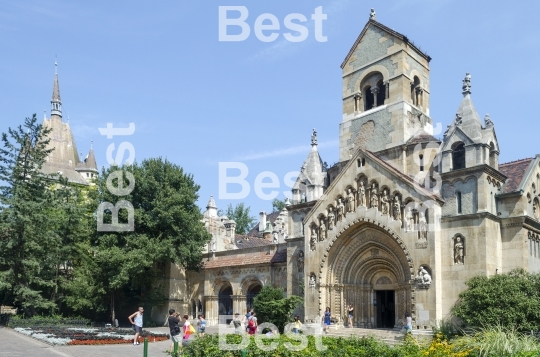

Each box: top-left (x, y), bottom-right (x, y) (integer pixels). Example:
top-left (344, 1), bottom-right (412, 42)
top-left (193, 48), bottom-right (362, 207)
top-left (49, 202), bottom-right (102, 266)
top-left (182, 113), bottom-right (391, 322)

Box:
top-left (321, 222), bottom-right (414, 328)
top-left (218, 284), bottom-right (233, 323)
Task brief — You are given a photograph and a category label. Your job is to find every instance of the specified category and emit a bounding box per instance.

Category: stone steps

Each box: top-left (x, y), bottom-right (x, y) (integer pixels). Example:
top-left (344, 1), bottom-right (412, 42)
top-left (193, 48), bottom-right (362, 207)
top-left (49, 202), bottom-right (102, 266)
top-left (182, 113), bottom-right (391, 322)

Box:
top-left (323, 327), bottom-right (433, 346)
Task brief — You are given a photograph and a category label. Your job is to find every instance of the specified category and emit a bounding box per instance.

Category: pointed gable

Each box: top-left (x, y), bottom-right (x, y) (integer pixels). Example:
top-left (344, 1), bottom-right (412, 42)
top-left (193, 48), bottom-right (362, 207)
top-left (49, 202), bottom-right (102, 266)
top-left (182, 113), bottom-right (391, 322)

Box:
top-left (341, 19), bottom-right (430, 70)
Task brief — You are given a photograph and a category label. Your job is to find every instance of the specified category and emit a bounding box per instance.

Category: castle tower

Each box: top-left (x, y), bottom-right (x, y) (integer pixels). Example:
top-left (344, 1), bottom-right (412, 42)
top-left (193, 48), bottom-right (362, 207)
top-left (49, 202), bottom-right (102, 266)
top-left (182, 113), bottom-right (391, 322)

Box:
top-left (339, 11), bottom-right (433, 162)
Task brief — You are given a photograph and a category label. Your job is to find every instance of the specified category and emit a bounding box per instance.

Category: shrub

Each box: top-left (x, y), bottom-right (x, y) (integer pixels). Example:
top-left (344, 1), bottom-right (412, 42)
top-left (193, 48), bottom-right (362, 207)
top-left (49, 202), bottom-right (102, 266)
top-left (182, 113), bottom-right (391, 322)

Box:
top-left (452, 269), bottom-right (540, 332)
top-left (252, 286), bottom-right (303, 333)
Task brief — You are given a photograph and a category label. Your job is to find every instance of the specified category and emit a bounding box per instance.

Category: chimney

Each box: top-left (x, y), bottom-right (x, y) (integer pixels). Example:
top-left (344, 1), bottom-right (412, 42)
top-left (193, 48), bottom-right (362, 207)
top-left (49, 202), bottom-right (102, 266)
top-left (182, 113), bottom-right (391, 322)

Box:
top-left (259, 211), bottom-right (267, 232)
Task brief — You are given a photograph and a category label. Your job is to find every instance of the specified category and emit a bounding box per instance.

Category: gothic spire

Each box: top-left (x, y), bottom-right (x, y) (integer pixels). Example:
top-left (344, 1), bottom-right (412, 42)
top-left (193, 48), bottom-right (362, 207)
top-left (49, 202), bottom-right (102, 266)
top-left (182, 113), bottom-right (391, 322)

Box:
top-left (51, 59), bottom-right (62, 118)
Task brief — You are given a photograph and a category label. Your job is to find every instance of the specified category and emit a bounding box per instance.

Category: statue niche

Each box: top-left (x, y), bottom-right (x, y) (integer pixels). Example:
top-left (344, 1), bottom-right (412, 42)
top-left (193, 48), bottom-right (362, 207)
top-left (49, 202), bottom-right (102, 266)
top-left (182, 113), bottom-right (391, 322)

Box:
top-left (370, 184), bottom-right (379, 211)
top-left (319, 217), bottom-right (327, 241)
top-left (346, 188), bottom-right (356, 213)
top-left (454, 235), bottom-right (465, 265)
top-left (358, 181), bottom-right (367, 207)
top-left (327, 207), bottom-right (335, 230)
top-left (336, 198), bottom-right (345, 222)
top-left (381, 189), bottom-right (390, 215)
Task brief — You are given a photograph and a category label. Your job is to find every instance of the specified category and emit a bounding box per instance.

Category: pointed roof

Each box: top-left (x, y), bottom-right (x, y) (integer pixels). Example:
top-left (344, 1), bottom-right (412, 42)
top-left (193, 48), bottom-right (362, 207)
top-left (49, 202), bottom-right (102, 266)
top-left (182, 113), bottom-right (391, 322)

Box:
top-left (207, 196), bottom-right (217, 210)
top-left (52, 73), bottom-right (61, 102)
top-left (341, 13), bottom-right (430, 69)
top-left (293, 129), bottom-right (325, 190)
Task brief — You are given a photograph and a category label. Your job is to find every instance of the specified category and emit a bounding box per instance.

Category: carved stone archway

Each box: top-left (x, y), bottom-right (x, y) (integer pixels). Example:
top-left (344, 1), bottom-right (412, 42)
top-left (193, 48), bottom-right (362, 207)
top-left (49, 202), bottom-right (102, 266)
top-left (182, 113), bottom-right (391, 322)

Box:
top-left (318, 219), bottom-right (415, 328)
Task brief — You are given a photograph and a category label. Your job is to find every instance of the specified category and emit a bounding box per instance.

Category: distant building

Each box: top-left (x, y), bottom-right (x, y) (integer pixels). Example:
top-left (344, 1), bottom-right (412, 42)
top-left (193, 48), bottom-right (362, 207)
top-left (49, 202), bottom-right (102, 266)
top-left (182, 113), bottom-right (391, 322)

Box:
top-left (40, 62), bottom-right (97, 185)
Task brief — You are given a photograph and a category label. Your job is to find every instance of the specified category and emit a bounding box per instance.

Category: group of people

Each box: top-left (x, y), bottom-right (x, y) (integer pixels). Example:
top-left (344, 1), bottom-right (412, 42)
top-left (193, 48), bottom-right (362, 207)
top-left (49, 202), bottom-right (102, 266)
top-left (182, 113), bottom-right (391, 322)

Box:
top-left (167, 309), bottom-right (206, 353)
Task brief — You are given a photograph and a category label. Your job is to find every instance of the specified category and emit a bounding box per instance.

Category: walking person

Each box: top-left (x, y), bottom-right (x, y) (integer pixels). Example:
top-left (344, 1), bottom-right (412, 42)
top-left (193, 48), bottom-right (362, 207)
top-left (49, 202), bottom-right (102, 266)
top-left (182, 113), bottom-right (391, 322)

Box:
top-left (404, 312), bottom-right (412, 334)
top-left (323, 307), bottom-right (331, 333)
top-left (197, 315), bottom-right (207, 337)
top-left (245, 309), bottom-right (253, 333)
top-left (182, 314), bottom-right (193, 344)
top-left (348, 304), bottom-right (354, 328)
top-left (128, 306), bottom-right (144, 345)
top-left (168, 309), bottom-right (181, 353)
top-left (247, 312), bottom-right (258, 335)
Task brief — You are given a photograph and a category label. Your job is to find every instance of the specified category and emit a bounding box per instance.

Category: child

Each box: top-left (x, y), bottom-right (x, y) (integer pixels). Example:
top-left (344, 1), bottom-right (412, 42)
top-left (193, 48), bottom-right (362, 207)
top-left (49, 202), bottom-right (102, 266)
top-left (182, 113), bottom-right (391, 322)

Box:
top-left (197, 315), bottom-right (206, 337)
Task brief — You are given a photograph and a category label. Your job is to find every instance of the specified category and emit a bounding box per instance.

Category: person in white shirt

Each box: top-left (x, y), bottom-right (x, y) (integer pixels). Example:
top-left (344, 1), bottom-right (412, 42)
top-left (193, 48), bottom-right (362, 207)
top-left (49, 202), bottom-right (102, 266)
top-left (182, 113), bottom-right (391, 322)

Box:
top-left (128, 307), bottom-right (144, 345)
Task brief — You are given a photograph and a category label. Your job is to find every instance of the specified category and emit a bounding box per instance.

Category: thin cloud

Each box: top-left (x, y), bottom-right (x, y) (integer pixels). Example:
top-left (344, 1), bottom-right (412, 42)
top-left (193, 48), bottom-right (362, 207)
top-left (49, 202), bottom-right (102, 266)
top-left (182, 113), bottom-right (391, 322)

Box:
top-left (233, 139), bottom-right (338, 161)
top-left (248, 0), bottom-right (352, 62)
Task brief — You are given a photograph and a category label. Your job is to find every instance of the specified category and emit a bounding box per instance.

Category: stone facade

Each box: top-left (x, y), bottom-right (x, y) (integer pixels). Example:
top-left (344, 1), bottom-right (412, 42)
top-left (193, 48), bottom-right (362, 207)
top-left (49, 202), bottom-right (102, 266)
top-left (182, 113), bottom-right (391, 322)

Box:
top-left (159, 13), bottom-right (540, 330)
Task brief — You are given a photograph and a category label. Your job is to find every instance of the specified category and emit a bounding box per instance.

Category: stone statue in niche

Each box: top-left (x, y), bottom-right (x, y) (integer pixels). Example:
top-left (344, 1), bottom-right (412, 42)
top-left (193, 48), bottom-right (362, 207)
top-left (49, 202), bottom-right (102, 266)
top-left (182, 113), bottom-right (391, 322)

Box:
top-left (393, 196), bottom-right (402, 222)
top-left (336, 198), bottom-right (345, 221)
top-left (418, 212), bottom-right (427, 240)
top-left (297, 250), bottom-right (304, 272)
top-left (370, 184), bottom-right (379, 210)
top-left (327, 208), bottom-right (335, 230)
top-left (358, 181), bottom-right (366, 207)
top-left (311, 225), bottom-right (318, 242)
top-left (346, 188), bottom-right (356, 213)
top-left (454, 236), bottom-right (464, 264)
top-left (309, 274), bottom-right (316, 288)
top-left (405, 207), bottom-right (414, 232)
top-left (416, 266), bottom-right (432, 286)
top-left (319, 219), bottom-right (327, 241)
top-left (381, 189), bottom-right (390, 214)
top-left (310, 234), bottom-right (316, 251)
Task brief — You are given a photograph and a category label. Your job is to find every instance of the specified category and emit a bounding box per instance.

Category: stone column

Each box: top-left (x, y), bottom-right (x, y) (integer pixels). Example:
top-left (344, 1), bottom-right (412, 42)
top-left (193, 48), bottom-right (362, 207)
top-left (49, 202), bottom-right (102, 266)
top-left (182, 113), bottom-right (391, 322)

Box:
top-left (371, 87), bottom-right (379, 108)
top-left (205, 296), bottom-right (218, 326)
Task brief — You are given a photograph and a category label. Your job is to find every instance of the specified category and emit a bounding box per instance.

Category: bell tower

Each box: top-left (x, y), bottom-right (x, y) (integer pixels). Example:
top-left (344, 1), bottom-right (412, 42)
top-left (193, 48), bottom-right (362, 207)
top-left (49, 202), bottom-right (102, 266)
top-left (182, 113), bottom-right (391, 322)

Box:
top-left (339, 9), bottom-right (433, 161)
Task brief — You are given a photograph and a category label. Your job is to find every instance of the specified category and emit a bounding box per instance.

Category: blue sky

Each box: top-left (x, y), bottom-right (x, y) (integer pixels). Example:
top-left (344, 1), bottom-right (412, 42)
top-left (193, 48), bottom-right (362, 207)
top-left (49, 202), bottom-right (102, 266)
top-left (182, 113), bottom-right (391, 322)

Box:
top-left (1, 1), bottom-right (538, 218)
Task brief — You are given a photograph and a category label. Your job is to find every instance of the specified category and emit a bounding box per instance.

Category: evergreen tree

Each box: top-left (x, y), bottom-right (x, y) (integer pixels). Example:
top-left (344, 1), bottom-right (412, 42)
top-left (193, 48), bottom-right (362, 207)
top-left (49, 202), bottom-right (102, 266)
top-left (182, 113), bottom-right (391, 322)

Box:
top-left (0, 115), bottom-right (58, 315)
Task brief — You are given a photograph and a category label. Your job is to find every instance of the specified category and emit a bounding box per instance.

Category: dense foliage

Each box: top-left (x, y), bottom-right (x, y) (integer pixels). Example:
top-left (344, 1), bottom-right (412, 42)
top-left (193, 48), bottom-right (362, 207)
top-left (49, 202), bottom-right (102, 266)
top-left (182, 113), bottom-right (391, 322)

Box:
top-left (66, 158), bottom-right (211, 322)
top-left (180, 330), bottom-right (540, 357)
top-left (252, 286), bottom-right (303, 333)
top-left (452, 269), bottom-right (540, 332)
top-left (222, 203), bottom-right (256, 234)
top-left (0, 117), bottom-right (210, 321)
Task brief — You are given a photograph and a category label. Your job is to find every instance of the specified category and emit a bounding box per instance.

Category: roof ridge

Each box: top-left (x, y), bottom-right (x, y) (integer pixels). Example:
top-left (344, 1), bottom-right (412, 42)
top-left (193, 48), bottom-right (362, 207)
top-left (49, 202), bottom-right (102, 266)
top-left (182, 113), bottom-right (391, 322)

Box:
top-left (500, 158), bottom-right (534, 166)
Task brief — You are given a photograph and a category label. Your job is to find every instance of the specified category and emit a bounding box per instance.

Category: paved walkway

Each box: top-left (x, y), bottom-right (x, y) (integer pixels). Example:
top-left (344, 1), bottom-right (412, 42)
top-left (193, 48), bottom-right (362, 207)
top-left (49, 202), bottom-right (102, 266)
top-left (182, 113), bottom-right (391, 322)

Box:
top-left (0, 327), bottom-right (175, 357)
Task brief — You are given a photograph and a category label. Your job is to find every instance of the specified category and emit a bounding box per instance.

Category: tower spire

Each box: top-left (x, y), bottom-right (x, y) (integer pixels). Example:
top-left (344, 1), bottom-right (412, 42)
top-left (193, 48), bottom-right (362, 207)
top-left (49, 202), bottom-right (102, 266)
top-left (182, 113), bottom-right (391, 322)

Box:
top-left (51, 59), bottom-right (62, 118)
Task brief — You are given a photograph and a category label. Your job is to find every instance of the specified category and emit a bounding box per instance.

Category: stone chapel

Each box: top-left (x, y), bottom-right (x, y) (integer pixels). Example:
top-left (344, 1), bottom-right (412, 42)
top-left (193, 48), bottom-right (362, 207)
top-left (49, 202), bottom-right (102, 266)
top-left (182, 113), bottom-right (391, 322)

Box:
top-left (156, 12), bottom-right (540, 329)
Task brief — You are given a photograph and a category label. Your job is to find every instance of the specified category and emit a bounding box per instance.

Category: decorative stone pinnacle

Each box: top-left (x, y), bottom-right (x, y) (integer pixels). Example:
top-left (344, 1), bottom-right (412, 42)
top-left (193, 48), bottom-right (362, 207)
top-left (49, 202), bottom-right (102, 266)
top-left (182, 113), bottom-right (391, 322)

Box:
top-left (484, 114), bottom-right (493, 126)
top-left (370, 8), bottom-right (376, 20)
top-left (462, 72), bottom-right (471, 95)
top-left (311, 128), bottom-right (317, 146)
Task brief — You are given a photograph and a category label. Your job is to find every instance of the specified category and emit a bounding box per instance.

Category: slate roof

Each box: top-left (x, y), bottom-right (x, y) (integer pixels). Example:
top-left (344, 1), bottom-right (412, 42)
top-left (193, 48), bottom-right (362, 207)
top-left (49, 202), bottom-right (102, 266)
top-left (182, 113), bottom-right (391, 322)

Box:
top-left (246, 211), bottom-right (280, 237)
top-left (499, 158), bottom-right (534, 194)
top-left (234, 235), bottom-right (273, 249)
top-left (203, 249), bottom-right (287, 269)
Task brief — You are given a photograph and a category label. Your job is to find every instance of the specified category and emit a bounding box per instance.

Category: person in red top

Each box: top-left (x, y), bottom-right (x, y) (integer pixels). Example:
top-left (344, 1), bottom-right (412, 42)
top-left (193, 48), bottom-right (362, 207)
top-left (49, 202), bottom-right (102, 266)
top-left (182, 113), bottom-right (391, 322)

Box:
top-left (247, 312), bottom-right (258, 335)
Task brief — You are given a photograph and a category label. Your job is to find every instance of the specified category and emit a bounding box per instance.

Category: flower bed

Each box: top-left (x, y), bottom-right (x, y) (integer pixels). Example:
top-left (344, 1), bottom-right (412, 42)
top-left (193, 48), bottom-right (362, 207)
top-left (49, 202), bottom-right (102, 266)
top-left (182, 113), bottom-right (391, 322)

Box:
top-left (14, 327), bottom-right (168, 346)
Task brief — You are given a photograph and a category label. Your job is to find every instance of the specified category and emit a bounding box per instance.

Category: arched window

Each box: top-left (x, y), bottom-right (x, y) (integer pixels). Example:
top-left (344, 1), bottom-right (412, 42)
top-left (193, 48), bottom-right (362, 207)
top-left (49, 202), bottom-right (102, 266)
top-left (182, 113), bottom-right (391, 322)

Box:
top-left (364, 85), bottom-right (374, 110)
top-left (456, 191), bottom-right (462, 214)
top-left (452, 143), bottom-right (466, 170)
top-left (411, 76), bottom-right (421, 106)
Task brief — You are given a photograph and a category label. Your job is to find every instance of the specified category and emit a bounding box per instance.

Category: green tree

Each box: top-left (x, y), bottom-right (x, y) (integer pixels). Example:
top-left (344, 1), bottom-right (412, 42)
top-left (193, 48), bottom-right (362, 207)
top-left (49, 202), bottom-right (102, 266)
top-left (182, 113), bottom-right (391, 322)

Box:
top-left (0, 115), bottom-right (58, 315)
top-left (271, 198), bottom-right (287, 212)
top-left (67, 158), bottom-right (211, 322)
top-left (452, 269), bottom-right (540, 332)
top-left (224, 203), bottom-right (255, 235)
top-left (252, 286), bottom-right (303, 332)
